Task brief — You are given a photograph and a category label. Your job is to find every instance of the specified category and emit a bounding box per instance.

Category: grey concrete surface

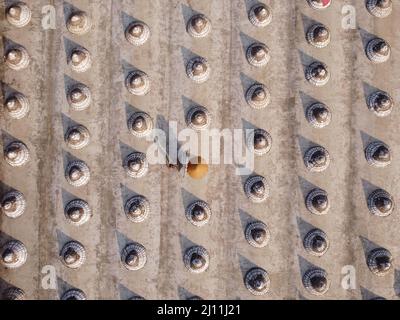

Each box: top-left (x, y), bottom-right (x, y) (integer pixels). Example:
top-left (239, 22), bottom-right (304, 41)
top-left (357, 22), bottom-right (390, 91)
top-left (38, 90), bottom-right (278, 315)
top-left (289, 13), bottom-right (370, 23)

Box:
top-left (1, 0), bottom-right (400, 300)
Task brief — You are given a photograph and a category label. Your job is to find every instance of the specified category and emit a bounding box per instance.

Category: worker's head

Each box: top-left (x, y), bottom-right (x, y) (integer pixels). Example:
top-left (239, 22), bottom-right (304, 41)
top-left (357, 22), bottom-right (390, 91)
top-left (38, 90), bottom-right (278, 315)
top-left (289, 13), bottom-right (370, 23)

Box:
top-left (187, 156), bottom-right (208, 180)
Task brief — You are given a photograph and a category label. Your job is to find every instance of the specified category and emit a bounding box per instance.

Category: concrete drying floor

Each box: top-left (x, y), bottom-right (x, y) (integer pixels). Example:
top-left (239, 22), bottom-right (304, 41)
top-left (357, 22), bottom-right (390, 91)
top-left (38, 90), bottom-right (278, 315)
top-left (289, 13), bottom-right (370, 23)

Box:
top-left (1, 0), bottom-right (400, 300)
